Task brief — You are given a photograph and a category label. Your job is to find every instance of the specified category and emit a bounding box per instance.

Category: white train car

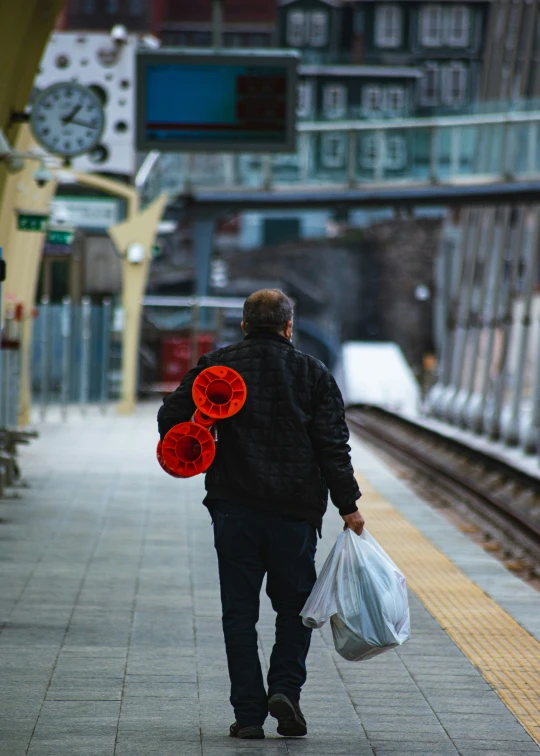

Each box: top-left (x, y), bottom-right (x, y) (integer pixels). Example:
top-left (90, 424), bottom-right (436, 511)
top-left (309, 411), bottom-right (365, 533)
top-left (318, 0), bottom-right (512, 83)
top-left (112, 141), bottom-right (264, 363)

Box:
top-left (335, 341), bottom-right (421, 417)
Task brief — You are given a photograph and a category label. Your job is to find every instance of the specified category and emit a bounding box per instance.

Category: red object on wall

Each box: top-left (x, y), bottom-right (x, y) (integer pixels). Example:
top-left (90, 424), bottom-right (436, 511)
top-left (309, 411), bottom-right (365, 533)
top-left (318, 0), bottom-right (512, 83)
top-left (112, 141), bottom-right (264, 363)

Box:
top-left (160, 334), bottom-right (216, 389)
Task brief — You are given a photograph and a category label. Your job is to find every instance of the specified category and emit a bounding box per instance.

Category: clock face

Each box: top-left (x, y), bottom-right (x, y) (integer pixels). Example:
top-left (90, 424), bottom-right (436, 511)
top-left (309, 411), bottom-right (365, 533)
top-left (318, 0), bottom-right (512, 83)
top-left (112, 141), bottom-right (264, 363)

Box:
top-left (30, 82), bottom-right (105, 158)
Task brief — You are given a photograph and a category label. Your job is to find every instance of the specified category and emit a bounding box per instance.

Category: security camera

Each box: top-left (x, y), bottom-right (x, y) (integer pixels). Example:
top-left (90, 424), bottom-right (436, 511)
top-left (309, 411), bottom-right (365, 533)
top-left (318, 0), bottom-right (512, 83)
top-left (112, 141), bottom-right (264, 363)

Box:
top-left (111, 24), bottom-right (128, 44)
top-left (33, 164), bottom-right (53, 188)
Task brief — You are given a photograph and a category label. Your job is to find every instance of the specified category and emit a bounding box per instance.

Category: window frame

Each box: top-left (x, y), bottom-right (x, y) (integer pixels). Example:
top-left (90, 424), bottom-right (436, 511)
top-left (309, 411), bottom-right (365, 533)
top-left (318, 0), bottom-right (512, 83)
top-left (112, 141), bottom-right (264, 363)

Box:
top-left (446, 5), bottom-right (471, 48)
top-left (321, 132), bottom-right (347, 169)
top-left (362, 85), bottom-right (383, 116)
top-left (419, 63), bottom-right (440, 106)
top-left (309, 10), bottom-right (329, 47)
top-left (385, 135), bottom-right (407, 170)
top-left (419, 4), bottom-right (444, 47)
top-left (374, 4), bottom-right (403, 49)
top-left (385, 86), bottom-right (406, 114)
top-left (287, 10), bottom-right (306, 46)
top-left (297, 81), bottom-right (314, 118)
top-left (442, 62), bottom-right (468, 105)
top-left (323, 84), bottom-right (347, 119)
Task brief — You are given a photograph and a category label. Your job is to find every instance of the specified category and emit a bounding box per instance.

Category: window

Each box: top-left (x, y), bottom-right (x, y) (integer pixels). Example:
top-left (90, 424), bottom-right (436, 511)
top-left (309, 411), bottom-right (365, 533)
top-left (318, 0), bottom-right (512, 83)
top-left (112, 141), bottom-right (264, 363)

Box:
top-left (82, 0), bottom-right (95, 12)
top-left (419, 64), bottom-right (440, 105)
top-left (363, 86), bottom-right (383, 115)
top-left (442, 63), bottom-right (467, 105)
top-left (323, 85), bottom-right (347, 118)
top-left (321, 133), bottom-right (347, 168)
top-left (375, 5), bottom-right (403, 48)
top-left (129, 0), bottom-right (143, 14)
top-left (386, 135), bottom-right (407, 169)
top-left (420, 5), bottom-right (443, 47)
top-left (297, 81), bottom-right (313, 118)
top-left (360, 134), bottom-right (379, 169)
top-left (287, 11), bottom-right (305, 46)
top-left (447, 5), bottom-right (471, 47)
top-left (360, 134), bottom-right (406, 170)
top-left (309, 11), bottom-right (329, 46)
top-left (385, 86), bottom-right (406, 114)
top-left (106, 0), bottom-right (119, 13)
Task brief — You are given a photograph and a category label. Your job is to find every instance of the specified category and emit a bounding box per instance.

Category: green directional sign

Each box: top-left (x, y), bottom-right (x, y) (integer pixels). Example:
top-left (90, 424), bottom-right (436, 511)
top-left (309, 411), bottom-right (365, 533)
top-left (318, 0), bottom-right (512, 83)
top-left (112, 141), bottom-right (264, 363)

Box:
top-left (17, 213), bottom-right (49, 232)
top-left (47, 228), bottom-right (75, 246)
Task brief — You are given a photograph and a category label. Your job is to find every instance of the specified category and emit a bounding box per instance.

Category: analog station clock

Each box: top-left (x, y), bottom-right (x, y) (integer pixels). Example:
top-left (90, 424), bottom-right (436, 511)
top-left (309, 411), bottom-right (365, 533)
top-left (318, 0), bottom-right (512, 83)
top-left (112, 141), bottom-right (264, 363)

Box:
top-left (30, 82), bottom-right (105, 158)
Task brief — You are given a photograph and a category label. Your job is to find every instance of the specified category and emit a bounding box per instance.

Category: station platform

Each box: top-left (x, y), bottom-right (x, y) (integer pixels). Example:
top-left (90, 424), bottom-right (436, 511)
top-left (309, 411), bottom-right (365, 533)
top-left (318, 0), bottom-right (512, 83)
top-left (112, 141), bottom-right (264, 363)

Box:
top-left (1, 403), bottom-right (539, 756)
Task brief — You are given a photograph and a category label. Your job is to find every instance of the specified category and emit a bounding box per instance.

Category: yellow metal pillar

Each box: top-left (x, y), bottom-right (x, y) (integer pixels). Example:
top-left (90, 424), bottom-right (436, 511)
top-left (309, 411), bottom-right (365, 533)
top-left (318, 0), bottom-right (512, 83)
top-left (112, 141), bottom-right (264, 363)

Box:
top-left (0, 126), bottom-right (57, 426)
top-left (108, 194), bottom-right (167, 414)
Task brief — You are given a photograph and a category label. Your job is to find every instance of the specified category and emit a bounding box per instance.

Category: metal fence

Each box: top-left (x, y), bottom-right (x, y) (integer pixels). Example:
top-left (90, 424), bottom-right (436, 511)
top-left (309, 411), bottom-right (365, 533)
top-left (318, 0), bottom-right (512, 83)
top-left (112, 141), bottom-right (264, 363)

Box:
top-left (32, 297), bottom-right (117, 418)
top-left (0, 316), bottom-right (22, 427)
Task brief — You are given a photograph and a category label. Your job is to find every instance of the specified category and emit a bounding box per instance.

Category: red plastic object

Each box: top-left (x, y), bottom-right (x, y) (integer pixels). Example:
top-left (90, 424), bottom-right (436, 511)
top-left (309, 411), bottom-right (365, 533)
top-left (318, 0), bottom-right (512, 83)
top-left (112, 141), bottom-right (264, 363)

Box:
top-left (193, 408), bottom-right (215, 428)
top-left (160, 422), bottom-right (216, 478)
top-left (192, 366), bottom-right (247, 420)
top-left (156, 439), bottom-right (183, 478)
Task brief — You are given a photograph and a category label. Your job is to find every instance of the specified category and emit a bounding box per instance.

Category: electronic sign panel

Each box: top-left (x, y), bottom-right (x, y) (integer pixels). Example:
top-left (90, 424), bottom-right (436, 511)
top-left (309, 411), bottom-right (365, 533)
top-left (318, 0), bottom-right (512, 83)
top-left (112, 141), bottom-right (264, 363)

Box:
top-left (136, 49), bottom-right (298, 153)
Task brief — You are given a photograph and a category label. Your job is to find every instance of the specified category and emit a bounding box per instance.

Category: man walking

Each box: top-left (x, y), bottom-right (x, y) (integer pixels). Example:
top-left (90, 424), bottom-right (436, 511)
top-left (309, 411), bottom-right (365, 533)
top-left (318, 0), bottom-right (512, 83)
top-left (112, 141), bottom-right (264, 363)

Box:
top-left (157, 289), bottom-right (364, 740)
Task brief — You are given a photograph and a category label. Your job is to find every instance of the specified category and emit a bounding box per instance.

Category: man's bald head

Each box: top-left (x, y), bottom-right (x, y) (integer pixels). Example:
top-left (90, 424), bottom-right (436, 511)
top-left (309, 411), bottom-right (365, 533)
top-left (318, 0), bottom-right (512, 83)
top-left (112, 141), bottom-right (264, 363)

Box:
top-left (242, 289), bottom-right (294, 336)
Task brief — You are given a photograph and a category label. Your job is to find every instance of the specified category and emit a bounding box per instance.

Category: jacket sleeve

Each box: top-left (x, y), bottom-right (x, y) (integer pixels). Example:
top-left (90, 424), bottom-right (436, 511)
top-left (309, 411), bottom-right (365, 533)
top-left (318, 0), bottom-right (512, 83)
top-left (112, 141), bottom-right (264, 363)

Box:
top-left (309, 369), bottom-right (361, 516)
top-left (157, 354), bottom-right (210, 440)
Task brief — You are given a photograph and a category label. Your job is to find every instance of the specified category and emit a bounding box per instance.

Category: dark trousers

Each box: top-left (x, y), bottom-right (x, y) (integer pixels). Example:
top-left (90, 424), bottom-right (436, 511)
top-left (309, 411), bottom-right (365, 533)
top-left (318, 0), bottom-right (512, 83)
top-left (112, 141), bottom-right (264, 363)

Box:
top-left (211, 499), bottom-right (317, 727)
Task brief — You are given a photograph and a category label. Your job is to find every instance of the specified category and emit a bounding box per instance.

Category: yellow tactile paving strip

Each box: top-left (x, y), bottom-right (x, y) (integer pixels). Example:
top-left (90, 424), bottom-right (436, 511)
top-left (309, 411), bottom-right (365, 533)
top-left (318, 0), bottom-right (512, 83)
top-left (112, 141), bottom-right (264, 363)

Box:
top-left (355, 473), bottom-right (540, 746)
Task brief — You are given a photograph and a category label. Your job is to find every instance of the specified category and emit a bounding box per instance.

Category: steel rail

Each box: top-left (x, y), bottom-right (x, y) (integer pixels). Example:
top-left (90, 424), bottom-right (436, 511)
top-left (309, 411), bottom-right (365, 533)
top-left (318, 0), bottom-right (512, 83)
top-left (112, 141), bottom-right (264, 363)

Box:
top-left (347, 406), bottom-right (540, 565)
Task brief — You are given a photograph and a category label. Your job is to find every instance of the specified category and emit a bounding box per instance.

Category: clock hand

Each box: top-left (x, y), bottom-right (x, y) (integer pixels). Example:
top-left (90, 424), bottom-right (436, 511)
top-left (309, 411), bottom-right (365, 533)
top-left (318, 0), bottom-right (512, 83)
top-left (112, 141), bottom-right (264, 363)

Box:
top-left (62, 105), bottom-right (82, 125)
top-left (70, 119), bottom-right (99, 129)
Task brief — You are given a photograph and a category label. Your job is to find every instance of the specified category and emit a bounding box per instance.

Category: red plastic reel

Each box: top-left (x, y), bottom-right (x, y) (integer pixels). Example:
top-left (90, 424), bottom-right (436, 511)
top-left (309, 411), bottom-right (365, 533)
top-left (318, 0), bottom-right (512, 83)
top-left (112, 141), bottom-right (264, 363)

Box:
top-left (160, 422), bottom-right (216, 478)
top-left (192, 366), bottom-right (247, 420)
top-left (193, 408), bottom-right (214, 428)
top-left (156, 439), bottom-right (184, 478)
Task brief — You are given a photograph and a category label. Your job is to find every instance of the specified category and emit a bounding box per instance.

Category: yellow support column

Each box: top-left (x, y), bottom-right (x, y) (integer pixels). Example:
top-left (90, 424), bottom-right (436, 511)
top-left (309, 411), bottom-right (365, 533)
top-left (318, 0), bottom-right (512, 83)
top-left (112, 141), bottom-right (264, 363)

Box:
top-left (108, 194), bottom-right (167, 414)
top-left (0, 126), bottom-right (58, 426)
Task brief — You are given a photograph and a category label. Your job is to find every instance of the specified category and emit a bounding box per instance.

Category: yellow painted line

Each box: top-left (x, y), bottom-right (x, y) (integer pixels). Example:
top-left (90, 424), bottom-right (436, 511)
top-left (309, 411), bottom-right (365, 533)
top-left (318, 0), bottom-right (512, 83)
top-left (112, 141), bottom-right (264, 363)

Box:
top-left (355, 473), bottom-right (540, 746)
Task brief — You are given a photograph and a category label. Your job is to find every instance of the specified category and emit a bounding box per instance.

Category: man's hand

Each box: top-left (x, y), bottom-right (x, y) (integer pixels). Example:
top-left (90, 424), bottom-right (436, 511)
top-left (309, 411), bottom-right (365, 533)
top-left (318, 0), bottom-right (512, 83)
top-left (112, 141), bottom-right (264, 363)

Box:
top-left (341, 510), bottom-right (365, 536)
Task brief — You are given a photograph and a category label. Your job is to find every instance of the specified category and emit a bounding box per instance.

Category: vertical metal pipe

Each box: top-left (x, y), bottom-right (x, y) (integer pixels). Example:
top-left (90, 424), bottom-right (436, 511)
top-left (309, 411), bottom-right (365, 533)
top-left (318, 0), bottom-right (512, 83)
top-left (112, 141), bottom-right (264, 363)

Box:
top-left (430, 209), bottom-right (471, 418)
top-left (488, 207), bottom-right (525, 440)
top-left (60, 296), bottom-right (71, 421)
top-left (347, 130), bottom-right (356, 188)
top-left (374, 130), bottom-right (385, 182)
top-left (471, 207), bottom-right (511, 433)
top-left (80, 296), bottom-right (91, 414)
top-left (523, 303), bottom-right (540, 452)
top-left (212, 0), bottom-right (223, 47)
top-left (458, 207), bottom-right (496, 426)
top-left (191, 301), bottom-right (200, 369)
top-left (429, 126), bottom-right (438, 183)
top-left (444, 210), bottom-right (483, 421)
top-left (39, 296), bottom-right (50, 421)
top-left (504, 208), bottom-right (540, 445)
top-left (450, 127), bottom-right (460, 177)
top-left (2, 318), bottom-right (10, 427)
top-left (100, 298), bottom-right (111, 414)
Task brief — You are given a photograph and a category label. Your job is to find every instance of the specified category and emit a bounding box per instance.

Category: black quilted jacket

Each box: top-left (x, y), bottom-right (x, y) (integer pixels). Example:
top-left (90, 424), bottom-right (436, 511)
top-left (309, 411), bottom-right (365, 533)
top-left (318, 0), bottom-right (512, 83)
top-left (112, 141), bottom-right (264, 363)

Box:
top-left (157, 331), bottom-right (361, 533)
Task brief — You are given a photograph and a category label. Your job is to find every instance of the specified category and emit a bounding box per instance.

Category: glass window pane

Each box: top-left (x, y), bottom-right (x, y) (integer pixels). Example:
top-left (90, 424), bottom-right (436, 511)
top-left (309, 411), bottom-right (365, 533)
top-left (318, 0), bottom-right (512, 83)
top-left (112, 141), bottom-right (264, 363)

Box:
top-left (321, 133), bottom-right (346, 168)
top-left (420, 5), bottom-right (443, 47)
top-left (323, 85), bottom-right (347, 118)
top-left (297, 82), bottom-right (313, 117)
top-left (375, 5), bottom-right (402, 48)
top-left (363, 86), bottom-right (383, 115)
top-left (446, 6), bottom-right (471, 47)
top-left (419, 64), bottom-right (440, 105)
top-left (287, 11), bottom-right (305, 46)
top-left (309, 11), bottom-right (329, 46)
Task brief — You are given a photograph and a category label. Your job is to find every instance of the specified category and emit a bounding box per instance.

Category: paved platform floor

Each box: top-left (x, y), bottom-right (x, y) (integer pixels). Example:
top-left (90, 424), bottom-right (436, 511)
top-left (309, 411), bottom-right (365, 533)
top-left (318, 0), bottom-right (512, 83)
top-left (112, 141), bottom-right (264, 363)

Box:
top-left (1, 403), bottom-right (539, 756)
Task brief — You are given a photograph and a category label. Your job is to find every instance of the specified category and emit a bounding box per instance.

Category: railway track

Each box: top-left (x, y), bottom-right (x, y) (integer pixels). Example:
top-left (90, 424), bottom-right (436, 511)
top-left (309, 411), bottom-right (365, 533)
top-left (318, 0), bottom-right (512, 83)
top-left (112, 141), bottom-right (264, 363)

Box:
top-left (347, 406), bottom-right (540, 579)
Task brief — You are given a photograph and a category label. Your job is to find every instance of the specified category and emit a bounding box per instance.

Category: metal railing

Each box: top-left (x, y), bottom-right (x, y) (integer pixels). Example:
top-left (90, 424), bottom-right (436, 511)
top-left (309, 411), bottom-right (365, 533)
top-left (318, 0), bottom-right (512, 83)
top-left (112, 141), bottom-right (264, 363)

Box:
top-left (139, 107), bottom-right (540, 205)
top-left (32, 297), bottom-right (116, 418)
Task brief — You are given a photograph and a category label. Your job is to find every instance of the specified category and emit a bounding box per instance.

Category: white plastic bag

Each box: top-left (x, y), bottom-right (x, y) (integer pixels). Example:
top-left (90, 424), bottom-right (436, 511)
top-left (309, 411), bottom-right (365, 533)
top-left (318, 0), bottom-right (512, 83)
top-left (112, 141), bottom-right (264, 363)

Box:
top-left (301, 528), bottom-right (410, 661)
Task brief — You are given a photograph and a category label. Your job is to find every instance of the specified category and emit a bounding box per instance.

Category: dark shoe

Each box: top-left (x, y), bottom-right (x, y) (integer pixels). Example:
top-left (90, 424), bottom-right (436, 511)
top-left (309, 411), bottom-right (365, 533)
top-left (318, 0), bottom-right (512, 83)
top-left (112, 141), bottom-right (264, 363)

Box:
top-left (229, 722), bottom-right (265, 739)
top-left (268, 693), bottom-right (307, 737)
